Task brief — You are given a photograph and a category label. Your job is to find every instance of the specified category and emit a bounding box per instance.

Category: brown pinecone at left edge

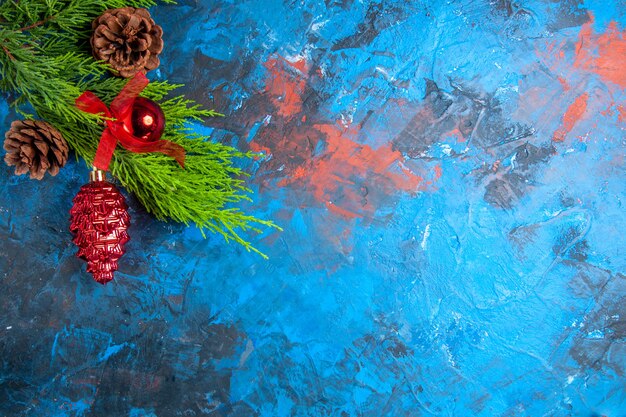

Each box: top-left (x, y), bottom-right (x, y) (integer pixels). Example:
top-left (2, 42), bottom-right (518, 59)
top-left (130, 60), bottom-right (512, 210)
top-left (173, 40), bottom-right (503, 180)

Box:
top-left (91, 7), bottom-right (164, 78)
top-left (3, 120), bottom-right (69, 180)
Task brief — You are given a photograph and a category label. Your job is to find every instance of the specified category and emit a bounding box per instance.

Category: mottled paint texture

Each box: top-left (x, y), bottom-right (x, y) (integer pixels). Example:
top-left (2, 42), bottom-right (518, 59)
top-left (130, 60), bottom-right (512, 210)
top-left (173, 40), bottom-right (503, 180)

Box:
top-left (1, 0), bottom-right (625, 416)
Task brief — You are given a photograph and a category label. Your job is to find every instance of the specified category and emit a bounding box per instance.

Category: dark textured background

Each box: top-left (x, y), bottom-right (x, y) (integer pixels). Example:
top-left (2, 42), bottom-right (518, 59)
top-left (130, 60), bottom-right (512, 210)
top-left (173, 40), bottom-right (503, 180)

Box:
top-left (1, 0), bottom-right (625, 416)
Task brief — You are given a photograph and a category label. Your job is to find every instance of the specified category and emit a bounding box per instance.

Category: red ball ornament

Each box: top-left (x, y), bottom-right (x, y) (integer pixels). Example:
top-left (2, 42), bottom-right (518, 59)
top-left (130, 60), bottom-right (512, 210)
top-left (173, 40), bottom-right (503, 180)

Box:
top-left (129, 97), bottom-right (165, 142)
top-left (69, 170), bottom-right (130, 284)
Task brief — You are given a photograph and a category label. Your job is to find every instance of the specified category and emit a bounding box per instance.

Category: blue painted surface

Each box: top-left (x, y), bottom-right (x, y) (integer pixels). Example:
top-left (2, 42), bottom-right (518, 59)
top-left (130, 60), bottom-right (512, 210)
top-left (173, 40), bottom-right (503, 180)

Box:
top-left (1, 1), bottom-right (625, 416)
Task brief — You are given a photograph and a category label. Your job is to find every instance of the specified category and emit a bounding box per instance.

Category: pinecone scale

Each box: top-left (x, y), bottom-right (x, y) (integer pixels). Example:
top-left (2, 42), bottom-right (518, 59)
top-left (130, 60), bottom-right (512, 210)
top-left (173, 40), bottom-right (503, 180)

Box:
top-left (91, 7), bottom-right (163, 78)
top-left (3, 120), bottom-right (68, 180)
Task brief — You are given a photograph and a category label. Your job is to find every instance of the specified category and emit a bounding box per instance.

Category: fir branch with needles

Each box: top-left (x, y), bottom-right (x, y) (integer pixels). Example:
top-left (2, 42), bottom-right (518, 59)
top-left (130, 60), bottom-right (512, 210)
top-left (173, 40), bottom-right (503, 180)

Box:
top-left (0, 0), bottom-right (281, 257)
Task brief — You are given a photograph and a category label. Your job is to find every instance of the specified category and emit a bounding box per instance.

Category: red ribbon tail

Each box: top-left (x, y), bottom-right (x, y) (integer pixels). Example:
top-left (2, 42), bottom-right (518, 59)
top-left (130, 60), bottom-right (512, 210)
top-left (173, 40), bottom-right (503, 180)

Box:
top-left (147, 141), bottom-right (185, 169)
top-left (124, 139), bottom-right (185, 169)
top-left (93, 128), bottom-right (118, 172)
top-left (75, 91), bottom-right (110, 117)
top-left (111, 124), bottom-right (185, 168)
top-left (110, 72), bottom-right (150, 117)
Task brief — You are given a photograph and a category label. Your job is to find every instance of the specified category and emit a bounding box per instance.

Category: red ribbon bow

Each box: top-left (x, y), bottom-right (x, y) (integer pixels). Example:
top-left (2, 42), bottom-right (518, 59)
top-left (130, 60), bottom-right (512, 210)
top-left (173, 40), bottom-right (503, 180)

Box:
top-left (76, 72), bottom-right (185, 171)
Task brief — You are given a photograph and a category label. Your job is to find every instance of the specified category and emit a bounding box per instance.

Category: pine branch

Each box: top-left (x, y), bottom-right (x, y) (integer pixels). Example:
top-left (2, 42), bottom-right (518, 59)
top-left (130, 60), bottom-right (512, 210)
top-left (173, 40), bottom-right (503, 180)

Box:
top-left (0, 0), bottom-right (281, 257)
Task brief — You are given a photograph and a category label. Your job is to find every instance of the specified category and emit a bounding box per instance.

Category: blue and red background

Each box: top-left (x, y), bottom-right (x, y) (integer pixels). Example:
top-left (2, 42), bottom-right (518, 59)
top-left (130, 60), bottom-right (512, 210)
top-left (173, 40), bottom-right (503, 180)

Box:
top-left (1, 0), bottom-right (625, 415)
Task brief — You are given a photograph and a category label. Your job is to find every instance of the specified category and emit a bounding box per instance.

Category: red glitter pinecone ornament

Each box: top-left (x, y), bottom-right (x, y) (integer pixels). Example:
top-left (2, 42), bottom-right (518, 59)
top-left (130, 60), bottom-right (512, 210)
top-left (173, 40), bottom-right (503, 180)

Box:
top-left (69, 170), bottom-right (130, 284)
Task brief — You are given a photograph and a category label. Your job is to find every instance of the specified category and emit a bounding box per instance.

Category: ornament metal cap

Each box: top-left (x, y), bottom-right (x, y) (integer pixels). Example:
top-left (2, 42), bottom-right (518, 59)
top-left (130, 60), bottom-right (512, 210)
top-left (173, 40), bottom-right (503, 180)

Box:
top-left (90, 168), bottom-right (106, 182)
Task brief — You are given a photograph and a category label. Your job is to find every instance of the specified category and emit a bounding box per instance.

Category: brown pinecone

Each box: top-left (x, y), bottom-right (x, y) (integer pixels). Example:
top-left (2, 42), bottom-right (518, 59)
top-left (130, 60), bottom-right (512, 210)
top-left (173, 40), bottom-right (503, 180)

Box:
top-left (91, 7), bottom-right (164, 78)
top-left (3, 120), bottom-right (69, 180)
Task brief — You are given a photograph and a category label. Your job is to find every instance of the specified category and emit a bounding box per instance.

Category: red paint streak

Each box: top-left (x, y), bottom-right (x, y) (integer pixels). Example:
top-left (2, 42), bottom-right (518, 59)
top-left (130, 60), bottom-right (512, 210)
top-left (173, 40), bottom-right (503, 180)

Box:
top-left (536, 40), bottom-right (568, 72)
top-left (574, 16), bottom-right (626, 88)
top-left (433, 164), bottom-right (443, 180)
top-left (600, 103), bottom-right (614, 117)
top-left (445, 127), bottom-right (466, 143)
top-left (618, 105), bottom-right (626, 123)
top-left (325, 201), bottom-right (361, 219)
top-left (280, 124), bottom-right (425, 218)
top-left (264, 58), bottom-right (306, 117)
top-left (248, 141), bottom-right (272, 156)
top-left (552, 93), bottom-right (589, 142)
top-left (254, 56), bottom-right (439, 219)
top-left (421, 163), bottom-right (443, 190)
top-left (286, 56), bottom-right (308, 73)
top-left (291, 165), bottom-right (309, 180)
top-left (557, 76), bottom-right (570, 91)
